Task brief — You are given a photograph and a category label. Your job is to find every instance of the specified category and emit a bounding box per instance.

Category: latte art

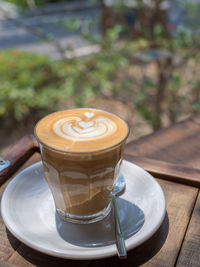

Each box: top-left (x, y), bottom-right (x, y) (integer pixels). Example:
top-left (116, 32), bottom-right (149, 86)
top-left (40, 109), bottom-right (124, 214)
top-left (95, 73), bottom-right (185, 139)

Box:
top-left (53, 115), bottom-right (117, 141)
top-left (35, 108), bottom-right (129, 152)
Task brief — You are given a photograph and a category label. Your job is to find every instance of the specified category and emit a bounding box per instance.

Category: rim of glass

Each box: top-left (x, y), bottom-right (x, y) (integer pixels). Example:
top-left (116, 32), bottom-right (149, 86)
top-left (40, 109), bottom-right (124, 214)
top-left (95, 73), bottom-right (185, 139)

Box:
top-left (34, 108), bottom-right (130, 154)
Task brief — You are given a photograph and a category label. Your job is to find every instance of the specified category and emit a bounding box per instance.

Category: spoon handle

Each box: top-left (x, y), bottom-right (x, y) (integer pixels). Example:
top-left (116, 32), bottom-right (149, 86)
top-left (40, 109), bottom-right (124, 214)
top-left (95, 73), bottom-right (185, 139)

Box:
top-left (112, 195), bottom-right (127, 259)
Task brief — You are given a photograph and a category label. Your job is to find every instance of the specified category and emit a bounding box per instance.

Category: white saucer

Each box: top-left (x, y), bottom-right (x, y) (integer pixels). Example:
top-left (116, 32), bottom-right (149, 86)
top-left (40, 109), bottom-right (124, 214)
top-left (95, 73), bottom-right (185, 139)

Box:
top-left (0, 160), bottom-right (165, 260)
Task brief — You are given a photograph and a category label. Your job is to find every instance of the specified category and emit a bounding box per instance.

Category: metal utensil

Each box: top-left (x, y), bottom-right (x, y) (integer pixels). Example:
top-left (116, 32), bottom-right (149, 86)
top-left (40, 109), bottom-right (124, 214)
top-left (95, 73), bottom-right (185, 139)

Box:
top-left (111, 174), bottom-right (127, 259)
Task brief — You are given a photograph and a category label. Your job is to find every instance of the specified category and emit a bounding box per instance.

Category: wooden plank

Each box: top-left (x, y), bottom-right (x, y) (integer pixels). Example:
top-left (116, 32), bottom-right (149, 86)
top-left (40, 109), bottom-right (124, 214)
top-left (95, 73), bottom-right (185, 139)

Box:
top-left (125, 116), bottom-right (200, 169)
top-left (124, 155), bottom-right (200, 188)
top-left (75, 179), bottom-right (197, 267)
top-left (0, 261), bottom-right (18, 267)
top-left (7, 243), bottom-right (89, 267)
top-left (176, 191), bottom-right (200, 267)
top-left (141, 179), bottom-right (197, 267)
top-left (0, 153), bottom-right (41, 196)
top-left (0, 153), bottom-right (41, 262)
top-left (0, 218), bottom-right (21, 263)
top-left (0, 135), bottom-right (39, 186)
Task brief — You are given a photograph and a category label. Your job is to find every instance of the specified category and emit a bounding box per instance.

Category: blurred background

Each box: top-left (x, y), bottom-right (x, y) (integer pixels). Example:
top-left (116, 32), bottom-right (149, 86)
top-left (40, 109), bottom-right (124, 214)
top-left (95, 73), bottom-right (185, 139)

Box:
top-left (0, 0), bottom-right (200, 151)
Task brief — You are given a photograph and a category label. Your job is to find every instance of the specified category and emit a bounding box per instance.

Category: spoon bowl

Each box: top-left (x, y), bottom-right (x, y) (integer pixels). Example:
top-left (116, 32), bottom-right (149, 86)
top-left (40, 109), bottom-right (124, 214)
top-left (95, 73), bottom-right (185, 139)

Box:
top-left (113, 174), bottom-right (126, 196)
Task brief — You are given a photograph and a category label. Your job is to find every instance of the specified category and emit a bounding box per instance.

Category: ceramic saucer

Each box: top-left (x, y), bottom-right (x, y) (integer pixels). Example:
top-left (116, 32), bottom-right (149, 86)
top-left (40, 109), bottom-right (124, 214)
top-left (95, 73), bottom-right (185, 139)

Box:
top-left (0, 160), bottom-right (165, 260)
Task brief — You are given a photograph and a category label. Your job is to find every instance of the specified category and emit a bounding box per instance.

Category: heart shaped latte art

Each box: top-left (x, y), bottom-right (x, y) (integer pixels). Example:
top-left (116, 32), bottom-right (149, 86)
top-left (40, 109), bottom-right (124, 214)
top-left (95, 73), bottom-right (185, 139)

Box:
top-left (84, 112), bottom-right (94, 119)
top-left (53, 115), bottom-right (117, 141)
top-left (78, 121), bottom-right (94, 128)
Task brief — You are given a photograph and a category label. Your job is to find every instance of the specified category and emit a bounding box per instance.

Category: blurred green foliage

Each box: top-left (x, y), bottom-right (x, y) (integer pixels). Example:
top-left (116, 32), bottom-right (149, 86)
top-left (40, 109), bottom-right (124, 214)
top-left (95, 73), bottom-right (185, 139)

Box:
top-left (0, 38), bottom-right (144, 126)
top-left (0, 50), bottom-right (65, 125)
top-left (1, 37), bottom-right (199, 130)
top-left (1, 0), bottom-right (200, 131)
top-left (104, 0), bottom-right (200, 129)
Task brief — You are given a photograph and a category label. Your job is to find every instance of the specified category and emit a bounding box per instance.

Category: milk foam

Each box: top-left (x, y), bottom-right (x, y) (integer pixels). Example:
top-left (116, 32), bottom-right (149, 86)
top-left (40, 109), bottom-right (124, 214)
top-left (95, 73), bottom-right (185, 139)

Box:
top-left (35, 109), bottom-right (129, 152)
top-left (53, 112), bottom-right (117, 141)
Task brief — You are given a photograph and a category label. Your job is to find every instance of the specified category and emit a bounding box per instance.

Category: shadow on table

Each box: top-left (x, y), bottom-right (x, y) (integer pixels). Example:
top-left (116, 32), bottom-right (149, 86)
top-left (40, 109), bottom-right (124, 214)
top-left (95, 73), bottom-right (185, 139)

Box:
top-left (89, 212), bottom-right (169, 267)
top-left (7, 210), bottom-right (168, 267)
top-left (6, 228), bottom-right (89, 267)
top-left (56, 198), bottom-right (145, 247)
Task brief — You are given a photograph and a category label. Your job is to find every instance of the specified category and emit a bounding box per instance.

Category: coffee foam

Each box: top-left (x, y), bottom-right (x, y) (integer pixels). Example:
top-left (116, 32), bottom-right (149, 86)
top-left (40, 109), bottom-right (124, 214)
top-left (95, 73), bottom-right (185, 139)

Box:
top-left (53, 114), bottom-right (117, 141)
top-left (35, 109), bottom-right (128, 152)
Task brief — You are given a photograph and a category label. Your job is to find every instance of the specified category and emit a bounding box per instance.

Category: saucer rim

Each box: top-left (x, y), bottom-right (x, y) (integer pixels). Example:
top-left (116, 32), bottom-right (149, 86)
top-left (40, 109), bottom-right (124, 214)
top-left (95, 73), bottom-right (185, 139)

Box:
top-left (1, 160), bottom-right (166, 260)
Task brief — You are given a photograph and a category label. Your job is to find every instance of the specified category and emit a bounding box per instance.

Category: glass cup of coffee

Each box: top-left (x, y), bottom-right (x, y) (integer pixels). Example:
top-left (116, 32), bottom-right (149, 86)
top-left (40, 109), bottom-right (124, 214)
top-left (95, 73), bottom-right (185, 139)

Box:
top-left (35, 108), bottom-right (129, 224)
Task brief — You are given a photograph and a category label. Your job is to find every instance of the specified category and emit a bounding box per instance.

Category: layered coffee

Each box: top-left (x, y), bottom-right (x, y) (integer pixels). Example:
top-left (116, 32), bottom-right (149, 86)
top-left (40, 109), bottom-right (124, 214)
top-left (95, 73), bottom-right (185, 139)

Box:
top-left (35, 108), bottom-right (129, 223)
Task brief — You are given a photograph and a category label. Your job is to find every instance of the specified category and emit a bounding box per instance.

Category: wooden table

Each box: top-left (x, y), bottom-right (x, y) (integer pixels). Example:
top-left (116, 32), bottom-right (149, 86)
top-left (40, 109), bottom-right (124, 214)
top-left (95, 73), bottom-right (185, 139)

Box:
top-left (0, 115), bottom-right (200, 267)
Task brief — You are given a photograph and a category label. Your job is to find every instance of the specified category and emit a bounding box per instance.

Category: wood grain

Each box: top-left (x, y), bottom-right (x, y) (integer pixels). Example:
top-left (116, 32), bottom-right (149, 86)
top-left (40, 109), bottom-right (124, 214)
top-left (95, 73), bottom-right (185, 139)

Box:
top-left (141, 179), bottom-right (197, 267)
top-left (7, 244), bottom-right (90, 267)
top-left (0, 261), bottom-right (18, 267)
top-left (0, 217), bottom-right (21, 263)
top-left (125, 115), bottom-right (200, 169)
top-left (124, 155), bottom-right (200, 188)
top-left (176, 192), bottom-right (200, 267)
top-left (0, 135), bottom-right (39, 186)
top-left (89, 179), bottom-right (198, 267)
